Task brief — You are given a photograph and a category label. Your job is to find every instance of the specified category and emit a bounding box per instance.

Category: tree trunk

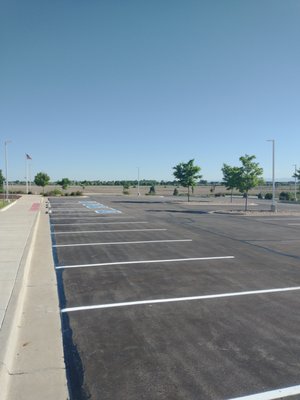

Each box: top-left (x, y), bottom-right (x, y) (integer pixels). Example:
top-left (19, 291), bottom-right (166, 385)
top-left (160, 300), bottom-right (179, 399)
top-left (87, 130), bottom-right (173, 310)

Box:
top-left (231, 189), bottom-right (233, 203)
top-left (244, 192), bottom-right (248, 211)
top-left (188, 186), bottom-right (190, 202)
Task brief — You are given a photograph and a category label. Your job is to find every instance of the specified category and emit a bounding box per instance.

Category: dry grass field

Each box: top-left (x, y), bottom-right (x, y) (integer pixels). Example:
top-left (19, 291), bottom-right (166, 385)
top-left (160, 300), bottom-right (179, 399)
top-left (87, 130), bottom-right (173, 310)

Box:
top-left (6, 183), bottom-right (299, 198)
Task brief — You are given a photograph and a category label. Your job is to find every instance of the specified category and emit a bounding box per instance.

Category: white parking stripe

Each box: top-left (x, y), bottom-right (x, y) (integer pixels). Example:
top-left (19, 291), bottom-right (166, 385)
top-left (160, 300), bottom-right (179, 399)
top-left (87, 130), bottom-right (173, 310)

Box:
top-left (288, 223), bottom-right (300, 226)
top-left (56, 256), bottom-right (235, 270)
top-left (53, 239), bottom-right (192, 248)
top-left (51, 221), bottom-right (149, 226)
top-left (260, 218), bottom-right (300, 221)
top-left (227, 384), bottom-right (300, 400)
top-left (52, 228), bottom-right (167, 235)
top-left (51, 208), bottom-right (93, 211)
top-left (61, 286), bottom-right (300, 313)
top-left (49, 202), bottom-right (86, 205)
top-left (51, 216), bottom-right (131, 220)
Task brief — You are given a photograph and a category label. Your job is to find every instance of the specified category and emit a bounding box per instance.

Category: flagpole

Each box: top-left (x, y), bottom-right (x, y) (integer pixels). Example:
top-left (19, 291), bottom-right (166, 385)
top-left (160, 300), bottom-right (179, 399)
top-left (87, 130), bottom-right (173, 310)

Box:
top-left (25, 154), bottom-right (32, 194)
top-left (29, 162), bottom-right (32, 193)
top-left (26, 155), bottom-right (29, 194)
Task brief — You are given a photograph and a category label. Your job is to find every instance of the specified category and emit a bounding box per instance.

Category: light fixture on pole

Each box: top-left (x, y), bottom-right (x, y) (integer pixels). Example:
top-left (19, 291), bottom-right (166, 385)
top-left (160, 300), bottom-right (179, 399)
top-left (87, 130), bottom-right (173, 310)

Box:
top-left (267, 139), bottom-right (276, 212)
top-left (293, 164), bottom-right (297, 202)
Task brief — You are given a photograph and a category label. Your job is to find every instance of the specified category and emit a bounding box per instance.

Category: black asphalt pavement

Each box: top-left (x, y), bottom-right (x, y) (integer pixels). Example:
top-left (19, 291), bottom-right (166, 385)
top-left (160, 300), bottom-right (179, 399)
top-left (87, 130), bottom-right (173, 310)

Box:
top-left (49, 196), bottom-right (300, 400)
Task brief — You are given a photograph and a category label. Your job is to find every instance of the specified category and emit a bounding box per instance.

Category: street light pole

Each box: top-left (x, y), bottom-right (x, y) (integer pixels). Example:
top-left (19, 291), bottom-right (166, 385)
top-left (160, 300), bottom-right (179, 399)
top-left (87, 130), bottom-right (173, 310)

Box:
top-left (137, 167), bottom-right (140, 196)
top-left (267, 139), bottom-right (276, 212)
top-left (4, 140), bottom-right (11, 201)
top-left (293, 164), bottom-right (297, 202)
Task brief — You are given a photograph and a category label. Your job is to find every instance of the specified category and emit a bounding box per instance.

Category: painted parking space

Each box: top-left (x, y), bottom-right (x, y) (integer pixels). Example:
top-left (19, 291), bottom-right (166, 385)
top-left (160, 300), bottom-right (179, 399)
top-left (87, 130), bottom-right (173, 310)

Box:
top-left (79, 200), bottom-right (122, 214)
top-left (62, 293), bottom-right (300, 400)
top-left (48, 199), bottom-right (122, 216)
top-left (49, 196), bottom-right (300, 400)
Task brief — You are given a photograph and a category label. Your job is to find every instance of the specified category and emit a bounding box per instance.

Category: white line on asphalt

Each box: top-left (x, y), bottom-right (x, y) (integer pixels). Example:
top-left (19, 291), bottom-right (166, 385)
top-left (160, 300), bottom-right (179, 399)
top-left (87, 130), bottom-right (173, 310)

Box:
top-left (53, 239), bottom-right (192, 248)
top-left (51, 221), bottom-right (149, 226)
top-left (48, 203), bottom-right (85, 205)
top-left (52, 228), bottom-right (167, 235)
top-left (56, 256), bottom-right (235, 270)
top-left (226, 384), bottom-right (300, 400)
top-left (260, 218), bottom-right (300, 221)
top-left (61, 286), bottom-right (300, 313)
top-left (288, 223), bottom-right (300, 226)
top-left (50, 216), bottom-right (131, 220)
top-left (50, 208), bottom-right (93, 211)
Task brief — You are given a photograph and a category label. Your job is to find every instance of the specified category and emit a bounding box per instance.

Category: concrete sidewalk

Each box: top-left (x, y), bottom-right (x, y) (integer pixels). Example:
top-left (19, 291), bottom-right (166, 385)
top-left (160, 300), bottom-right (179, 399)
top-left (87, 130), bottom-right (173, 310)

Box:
top-left (0, 195), bottom-right (68, 399)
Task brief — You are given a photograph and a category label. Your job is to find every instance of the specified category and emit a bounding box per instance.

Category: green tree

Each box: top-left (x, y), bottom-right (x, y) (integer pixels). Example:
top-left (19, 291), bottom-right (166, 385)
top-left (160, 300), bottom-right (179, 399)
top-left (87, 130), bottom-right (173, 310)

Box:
top-left (221, 164), bottom-right (240, 202)
top-left (173, 159), bottom-right (202, 202)
top-left (34, 172), bottom-right (50, 194)
top-left (57, 177), bottom-right (71, 191)
top-left (293, 168), bottom-right (300, 180)
top-left (293, 168), bottom-right (300, 191)
top-left (0, 170), bottom-right (4, 193)
top-left (236, 155), bottom-right (264, 211)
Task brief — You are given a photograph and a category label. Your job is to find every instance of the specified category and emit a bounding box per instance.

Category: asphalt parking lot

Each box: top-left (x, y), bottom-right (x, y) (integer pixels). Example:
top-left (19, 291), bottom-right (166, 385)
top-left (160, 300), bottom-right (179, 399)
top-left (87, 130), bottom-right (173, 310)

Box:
top-left (49, 196), bottom-right (300, 400)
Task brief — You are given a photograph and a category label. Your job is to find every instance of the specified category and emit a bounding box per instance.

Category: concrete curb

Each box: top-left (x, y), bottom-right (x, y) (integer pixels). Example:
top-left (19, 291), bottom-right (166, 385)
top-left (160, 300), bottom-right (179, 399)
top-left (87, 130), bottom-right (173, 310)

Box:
top-left (0, 199), bottom-right (41, 397)
top-left (0, 198), bottom-right (68, 399)
top-left (0, 200), bottom-right (17, 212)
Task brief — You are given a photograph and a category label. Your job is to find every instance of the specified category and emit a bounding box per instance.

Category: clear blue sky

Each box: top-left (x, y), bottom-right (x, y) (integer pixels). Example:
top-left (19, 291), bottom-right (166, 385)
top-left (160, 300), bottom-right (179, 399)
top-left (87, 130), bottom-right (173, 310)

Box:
top-left (1, 0), bottom-right (299, 182)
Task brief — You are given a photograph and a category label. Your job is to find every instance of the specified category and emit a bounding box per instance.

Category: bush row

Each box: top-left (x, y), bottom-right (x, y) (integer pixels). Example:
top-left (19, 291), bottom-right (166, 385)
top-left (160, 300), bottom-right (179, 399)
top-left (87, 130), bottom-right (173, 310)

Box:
top-left (258, 191), bottom-right (299, 201)
top-left (43, 190), bottom-right (83, 197)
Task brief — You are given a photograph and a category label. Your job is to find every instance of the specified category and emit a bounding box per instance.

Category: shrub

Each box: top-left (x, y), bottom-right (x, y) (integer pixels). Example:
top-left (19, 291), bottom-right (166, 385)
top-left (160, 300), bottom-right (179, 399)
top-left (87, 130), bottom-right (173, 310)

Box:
top-left (173, 188), bottom-right (179, 196)
top-left (10, 190), bottom-right (25, 194)
top-left (257, 192), bottom-right (263, 199)
top-left (44, 189), bottom-right (63, 197)
top-left (148, 185), bottom-right (156, 195)
top-left (214, 192), bottom-right (225, 197)
top-left (279, 191), bottom-right (293, 201)
top-left (264, 193), bottom-right (272, 200)
top-left (70, 191), bottom-right (83, 196)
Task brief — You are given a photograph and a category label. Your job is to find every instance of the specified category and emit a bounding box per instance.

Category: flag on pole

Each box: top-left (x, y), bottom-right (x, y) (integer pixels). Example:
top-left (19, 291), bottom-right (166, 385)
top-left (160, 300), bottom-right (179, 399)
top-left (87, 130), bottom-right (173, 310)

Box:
top-left (26, 153), bottom-right (32, 160)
